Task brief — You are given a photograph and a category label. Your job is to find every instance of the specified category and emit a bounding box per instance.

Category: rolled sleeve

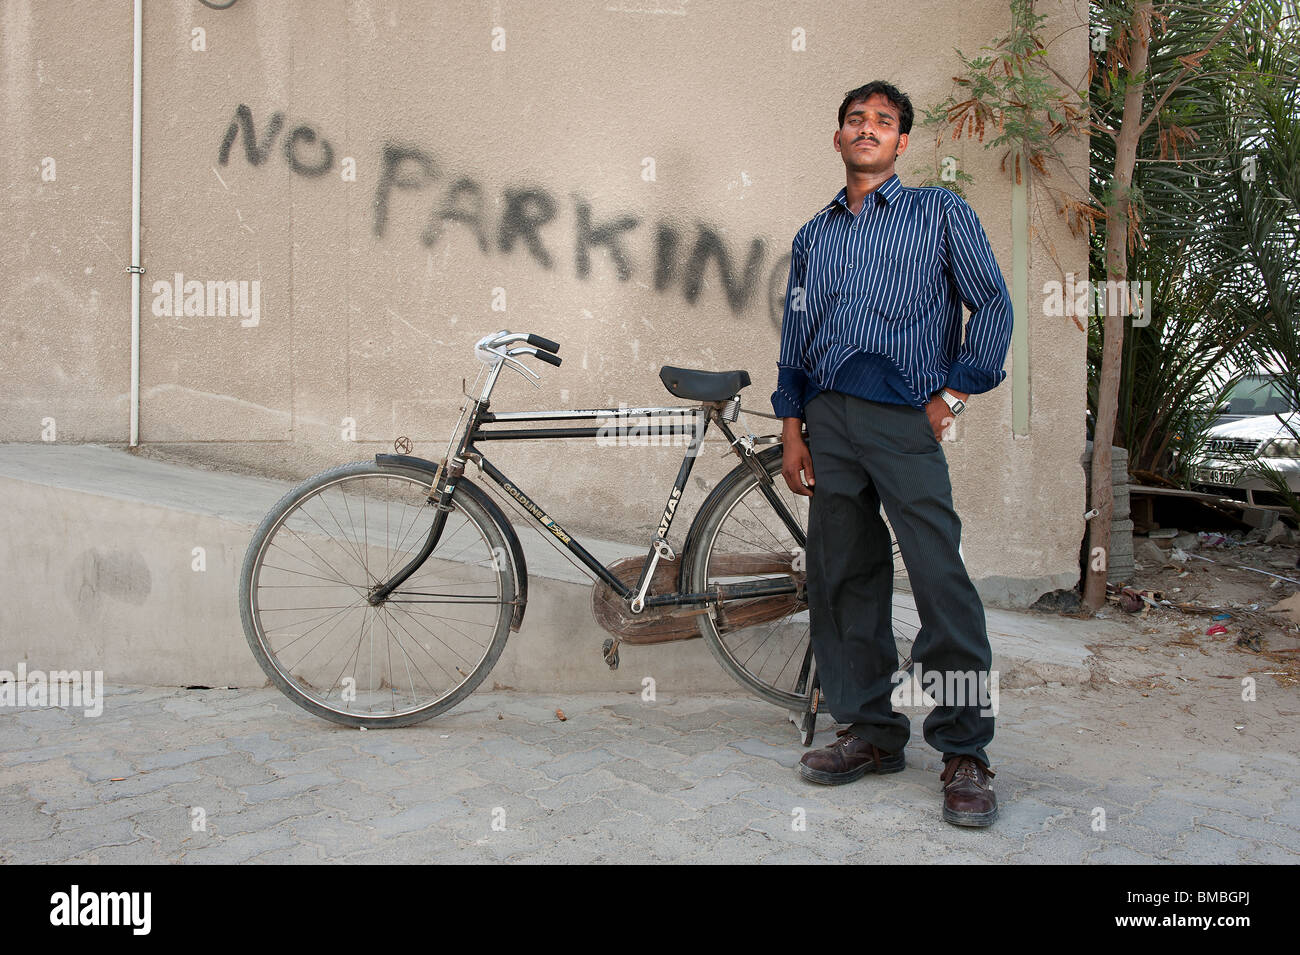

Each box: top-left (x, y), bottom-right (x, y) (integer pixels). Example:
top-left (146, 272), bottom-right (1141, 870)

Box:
top-left (942, 194), bottom-right (1013, 396)
top-left (772, 364), bottom-right (810, 419)
top-left (771, 235), bottom-right (812, 418)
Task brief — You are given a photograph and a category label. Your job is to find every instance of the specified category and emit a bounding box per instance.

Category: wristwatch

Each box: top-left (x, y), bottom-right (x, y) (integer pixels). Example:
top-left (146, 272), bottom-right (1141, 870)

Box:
top-left (938, 389), bottom-right (966, 416)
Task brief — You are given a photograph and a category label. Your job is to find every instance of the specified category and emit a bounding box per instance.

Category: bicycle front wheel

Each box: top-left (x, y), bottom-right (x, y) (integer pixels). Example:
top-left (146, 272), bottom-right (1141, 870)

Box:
top-left (238, 461), bottom-right (515, 727)
top-left (684, 446), bottom-right (917, 709)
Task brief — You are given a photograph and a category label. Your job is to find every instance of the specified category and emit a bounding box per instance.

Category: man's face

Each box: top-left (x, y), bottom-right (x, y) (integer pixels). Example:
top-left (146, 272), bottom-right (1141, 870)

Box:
top-left (834, 92), bottom-right (908, 175)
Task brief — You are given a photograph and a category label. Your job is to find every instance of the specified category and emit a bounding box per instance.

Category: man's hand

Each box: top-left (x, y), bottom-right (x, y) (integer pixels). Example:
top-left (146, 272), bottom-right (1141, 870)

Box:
top-left (924, 389), bottom-right (968, 442)
top-left (781, 417), bottom-right (815, 496)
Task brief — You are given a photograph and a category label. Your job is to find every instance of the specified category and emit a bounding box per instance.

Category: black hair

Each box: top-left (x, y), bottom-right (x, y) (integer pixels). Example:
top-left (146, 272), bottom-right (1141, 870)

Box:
top-left (838, 81), bottom-right (913, 136)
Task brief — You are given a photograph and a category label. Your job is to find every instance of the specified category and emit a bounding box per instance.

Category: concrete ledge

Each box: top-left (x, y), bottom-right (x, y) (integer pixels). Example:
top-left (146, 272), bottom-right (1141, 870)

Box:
top-left (1, 444), bottom-right (1103, 693)
top-left (974, 571), bottom-right (1082, 610)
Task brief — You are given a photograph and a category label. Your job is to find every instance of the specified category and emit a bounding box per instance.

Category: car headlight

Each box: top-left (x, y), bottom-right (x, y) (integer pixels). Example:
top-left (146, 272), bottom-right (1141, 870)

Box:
top-left (1263, 438), bottom-right (1300, 457)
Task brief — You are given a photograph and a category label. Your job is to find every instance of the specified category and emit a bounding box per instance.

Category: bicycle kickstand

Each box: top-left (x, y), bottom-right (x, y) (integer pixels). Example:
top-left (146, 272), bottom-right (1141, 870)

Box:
top-left (601, 637), bottom-right (621, 671)
top-left (788, 673), bottom-right (821, 747)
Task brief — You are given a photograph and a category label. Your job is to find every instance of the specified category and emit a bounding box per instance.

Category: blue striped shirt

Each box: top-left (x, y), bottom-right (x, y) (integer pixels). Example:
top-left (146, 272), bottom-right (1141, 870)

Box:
top-left (771, 174), bottom-right (1013, 418)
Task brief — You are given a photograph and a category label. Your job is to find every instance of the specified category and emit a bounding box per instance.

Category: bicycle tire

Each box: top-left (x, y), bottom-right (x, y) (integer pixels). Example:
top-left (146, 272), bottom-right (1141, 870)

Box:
top-left (684, 445), bottom-right (917, 709)
top-left (238, 460), bottom-right (515, 727)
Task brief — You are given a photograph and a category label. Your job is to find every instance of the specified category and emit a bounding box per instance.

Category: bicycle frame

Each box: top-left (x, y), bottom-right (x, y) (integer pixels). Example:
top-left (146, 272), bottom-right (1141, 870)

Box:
top-left (368, 357), bottom-right (807, 617)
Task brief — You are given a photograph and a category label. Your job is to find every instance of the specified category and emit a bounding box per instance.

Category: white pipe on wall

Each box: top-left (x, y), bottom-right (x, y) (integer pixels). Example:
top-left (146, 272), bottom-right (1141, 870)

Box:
top-left (129, 0), bottom-right (142, 446)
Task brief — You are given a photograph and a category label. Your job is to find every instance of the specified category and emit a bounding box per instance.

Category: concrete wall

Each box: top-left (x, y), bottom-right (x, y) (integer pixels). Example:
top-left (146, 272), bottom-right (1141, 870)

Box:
top-left (1, 0), bottom-right (1090, 606)
top-left (0, 444), bottom-right (1096, 691)
top-left (0, 448), bottom-right (737, 692)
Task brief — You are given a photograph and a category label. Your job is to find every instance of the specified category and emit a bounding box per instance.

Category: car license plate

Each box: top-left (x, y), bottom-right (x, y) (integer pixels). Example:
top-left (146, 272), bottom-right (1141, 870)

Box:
top-left (1193, 466), bottom-right (1241, 486)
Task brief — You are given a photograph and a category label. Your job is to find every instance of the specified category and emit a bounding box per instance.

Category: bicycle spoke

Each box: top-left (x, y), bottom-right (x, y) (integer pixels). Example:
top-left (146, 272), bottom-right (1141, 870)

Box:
top-left (692, 451), bottom-right (908, 708)
top-left (379, 604), bottom-right (478, 684)
top-left (317, 489), bottom-right (374, 584)
top-left (242, 464), bottom-right (514, 725)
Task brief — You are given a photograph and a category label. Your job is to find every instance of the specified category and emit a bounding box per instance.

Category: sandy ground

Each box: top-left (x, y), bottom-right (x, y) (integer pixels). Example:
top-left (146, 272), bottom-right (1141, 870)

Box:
top-left (1058, 533), bottom-right (1300, 764)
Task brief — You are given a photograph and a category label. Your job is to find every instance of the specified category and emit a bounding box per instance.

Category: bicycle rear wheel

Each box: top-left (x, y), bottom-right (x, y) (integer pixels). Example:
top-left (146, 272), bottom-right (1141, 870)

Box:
top-left (684, 445), bottom-right (917, 709)
top-left (239, 461), bottom-right (515, 727)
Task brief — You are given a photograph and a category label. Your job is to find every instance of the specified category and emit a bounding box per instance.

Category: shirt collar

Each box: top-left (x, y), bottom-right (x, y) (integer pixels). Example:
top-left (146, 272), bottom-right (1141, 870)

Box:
top-left (830, 174), bottom-right (903, 214)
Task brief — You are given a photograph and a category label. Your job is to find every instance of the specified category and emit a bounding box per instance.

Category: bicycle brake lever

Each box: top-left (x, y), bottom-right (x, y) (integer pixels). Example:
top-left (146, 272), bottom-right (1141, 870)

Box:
top-left (501, 347), bottom-right (542, 388)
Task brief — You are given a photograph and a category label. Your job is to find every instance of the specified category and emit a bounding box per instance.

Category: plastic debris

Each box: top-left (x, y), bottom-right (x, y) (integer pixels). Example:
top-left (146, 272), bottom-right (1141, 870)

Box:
top-left (1234, 564), bottom-right (1300, 585)
top-left (1206, 624), bottom-right (1228, 636)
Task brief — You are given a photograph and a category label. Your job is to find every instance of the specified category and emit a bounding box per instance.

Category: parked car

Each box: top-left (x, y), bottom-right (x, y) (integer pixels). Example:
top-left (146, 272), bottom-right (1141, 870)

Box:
top-left (1210, 373), bottom-right (1297, 427)
top-left (1186, 411), bottom-right (1300, 503)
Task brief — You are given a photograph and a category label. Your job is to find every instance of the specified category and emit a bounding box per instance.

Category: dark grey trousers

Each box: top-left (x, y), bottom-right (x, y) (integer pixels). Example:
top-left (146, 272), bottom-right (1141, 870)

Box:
top-left (803, 389), bottom-right (994, 767)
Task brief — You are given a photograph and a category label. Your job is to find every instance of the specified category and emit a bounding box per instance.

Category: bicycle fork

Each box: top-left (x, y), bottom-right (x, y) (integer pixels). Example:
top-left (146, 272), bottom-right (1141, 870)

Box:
top-left (366, 456), bottom-right (460, 606)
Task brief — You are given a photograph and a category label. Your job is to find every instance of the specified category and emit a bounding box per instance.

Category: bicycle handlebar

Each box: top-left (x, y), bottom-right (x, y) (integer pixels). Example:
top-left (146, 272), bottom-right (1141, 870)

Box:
top-left (532, 349), bottom-right (562, 367)
top-left (474, 330), bottom-right (564, 383)
top-left (526, 334), bottom-right (560, 355)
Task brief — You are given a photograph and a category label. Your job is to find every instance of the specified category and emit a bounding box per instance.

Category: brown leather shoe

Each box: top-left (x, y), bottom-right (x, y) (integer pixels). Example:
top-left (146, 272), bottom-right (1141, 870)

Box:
top-left (940, 755), bottom-right (998, 827)
top-left (798, 729), bottom-right (905, 785)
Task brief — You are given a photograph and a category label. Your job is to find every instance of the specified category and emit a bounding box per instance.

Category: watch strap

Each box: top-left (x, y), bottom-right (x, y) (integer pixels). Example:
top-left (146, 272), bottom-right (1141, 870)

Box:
top-left (939, 390), bottom-right (966, 416)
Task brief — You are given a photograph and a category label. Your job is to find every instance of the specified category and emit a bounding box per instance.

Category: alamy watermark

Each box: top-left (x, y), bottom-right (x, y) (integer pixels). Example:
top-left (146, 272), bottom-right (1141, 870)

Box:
top-left (595, 403), bottom-right (705, 449)
top-left (50, 886), bottom-right (150, 935)
top-left (151, 271), bottom-right (261, 327)
top-left (890, 662), bottom-right (999, 717)
top-left (1043, 272), bottom-right (1151, 327)
top-left (0, 663), bottom-right (103, 717)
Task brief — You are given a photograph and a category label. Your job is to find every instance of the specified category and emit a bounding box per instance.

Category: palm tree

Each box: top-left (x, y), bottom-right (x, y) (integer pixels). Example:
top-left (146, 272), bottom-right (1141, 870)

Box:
top-left (926, 1), bottom-right (1295, 607)
top-left (1091, 1), bottom-right (1299, 480)
top-left (1083, 0), bottom-right (1268, 608)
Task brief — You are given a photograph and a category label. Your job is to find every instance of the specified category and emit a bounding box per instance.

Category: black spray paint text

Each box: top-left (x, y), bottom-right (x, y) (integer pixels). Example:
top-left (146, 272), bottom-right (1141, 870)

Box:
top-left (217, 105), bottom-right (790, 324)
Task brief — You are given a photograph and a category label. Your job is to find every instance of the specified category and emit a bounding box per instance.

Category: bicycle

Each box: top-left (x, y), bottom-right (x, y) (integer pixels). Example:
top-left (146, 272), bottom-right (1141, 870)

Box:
top-left (238, 329), bottom-right (919, 742)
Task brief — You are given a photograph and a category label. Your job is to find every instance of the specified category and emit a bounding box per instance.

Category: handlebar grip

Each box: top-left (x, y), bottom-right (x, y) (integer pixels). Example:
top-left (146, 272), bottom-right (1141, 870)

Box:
top-left (534, 350), bottom-right (562, 367)
top-left (527, 334), bottom-right (561, 354)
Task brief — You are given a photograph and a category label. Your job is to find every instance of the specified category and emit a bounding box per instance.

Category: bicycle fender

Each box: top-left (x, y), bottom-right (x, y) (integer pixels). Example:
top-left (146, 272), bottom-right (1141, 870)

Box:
top-left (375, 453), bottom-right (528, 632)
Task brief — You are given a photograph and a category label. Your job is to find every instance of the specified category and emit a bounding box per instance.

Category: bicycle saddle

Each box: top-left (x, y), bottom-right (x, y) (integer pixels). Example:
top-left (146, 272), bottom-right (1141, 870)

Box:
top-left (659, 366), bottom-right (751, 402)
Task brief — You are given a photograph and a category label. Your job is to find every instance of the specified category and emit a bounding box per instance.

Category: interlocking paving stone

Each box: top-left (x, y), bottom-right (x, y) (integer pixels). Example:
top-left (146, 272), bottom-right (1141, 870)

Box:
top-left (5, 820), bottom-right (139, 864)
top-left (1082, 844), bottom-right (1162, 864)
top-left (98, 766), bottom-right (203, 799)
top-left (1241, 841), bottom-right (1300, 863)
top-left (182, 828), bottom-right (297, 865)
top-left (367, 796), bottom-right (472, 836)
top-left (537, 747), bottom-right (620, 780)
top-left (525, 769), bottom-right (626, 810)
top-left (1161, 825), bottom-right (1256, 864)
top-left (248, 843), bottom-right (329, 864)
top-left (1, 686), bottom-right (1295, 863)
top-left (289, 812), bottom-right (385, 856)
top-left (240, 771), bottom-right (338, 805)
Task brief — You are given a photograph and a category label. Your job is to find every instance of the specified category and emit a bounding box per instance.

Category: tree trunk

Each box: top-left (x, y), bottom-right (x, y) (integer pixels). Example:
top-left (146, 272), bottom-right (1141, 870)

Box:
top-left (1083, 1), bottom-right (1152, 611)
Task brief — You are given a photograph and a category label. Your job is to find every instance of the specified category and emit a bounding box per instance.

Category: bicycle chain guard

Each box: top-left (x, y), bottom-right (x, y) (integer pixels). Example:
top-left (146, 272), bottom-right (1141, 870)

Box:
top-left (591, 554), bottom-right (805, 645)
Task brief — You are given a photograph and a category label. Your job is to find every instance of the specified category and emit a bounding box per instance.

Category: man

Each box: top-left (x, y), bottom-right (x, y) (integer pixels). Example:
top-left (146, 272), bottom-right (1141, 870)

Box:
top-left (771, 81), bottom-right (1012, 827)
